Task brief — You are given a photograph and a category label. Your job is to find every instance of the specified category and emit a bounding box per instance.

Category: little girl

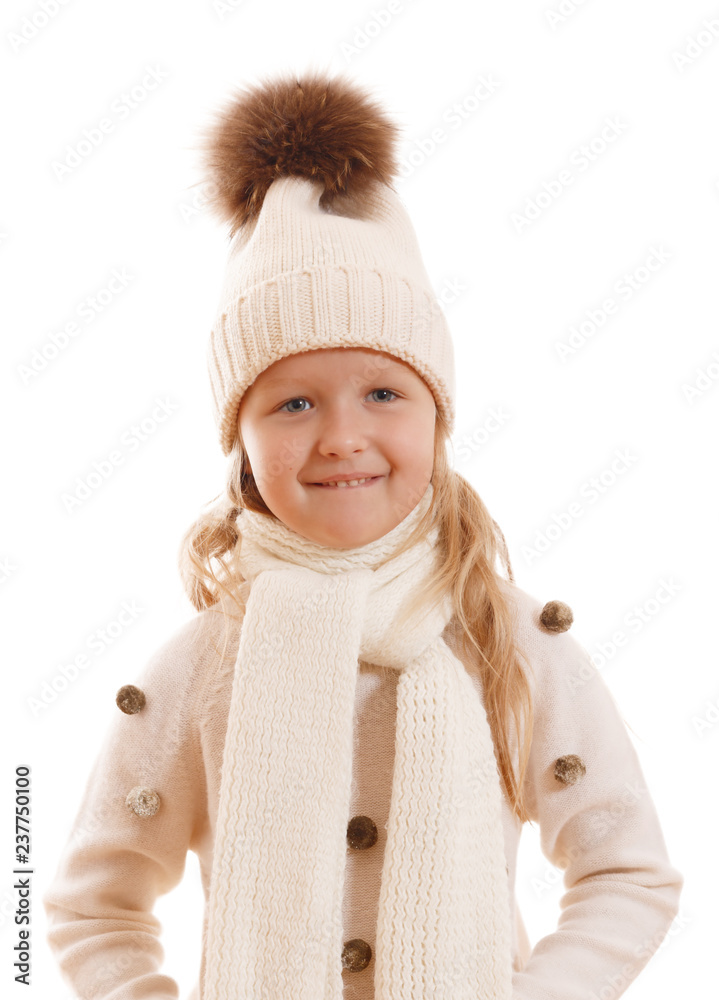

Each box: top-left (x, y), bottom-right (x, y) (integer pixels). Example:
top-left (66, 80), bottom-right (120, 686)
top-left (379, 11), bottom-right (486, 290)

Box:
top-left (43, 71), bottom-right (683, 1000)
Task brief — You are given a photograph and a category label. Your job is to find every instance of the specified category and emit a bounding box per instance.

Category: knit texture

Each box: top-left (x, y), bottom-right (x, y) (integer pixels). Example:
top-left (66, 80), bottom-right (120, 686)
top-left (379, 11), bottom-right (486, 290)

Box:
top-left (41, 576), bottom-right (685, 1000)
top-left (206, 173), bottom-right (456, 456)
top-left (201, 483), bottom-right (513, 999)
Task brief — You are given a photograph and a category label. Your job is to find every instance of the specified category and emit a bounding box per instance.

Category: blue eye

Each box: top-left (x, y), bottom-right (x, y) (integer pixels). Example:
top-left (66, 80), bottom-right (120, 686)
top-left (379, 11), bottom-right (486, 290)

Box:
top-left (278, 389), bottom-right (399, 413)
top-left (280, 398), bottom-right (310, 413)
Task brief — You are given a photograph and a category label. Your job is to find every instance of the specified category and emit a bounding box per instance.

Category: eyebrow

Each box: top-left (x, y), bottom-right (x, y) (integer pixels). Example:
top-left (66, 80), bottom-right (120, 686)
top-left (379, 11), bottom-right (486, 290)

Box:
top-left (259, 368), bottom-right (410, 389)
top-left (259, 377), bottom-right (309, 387)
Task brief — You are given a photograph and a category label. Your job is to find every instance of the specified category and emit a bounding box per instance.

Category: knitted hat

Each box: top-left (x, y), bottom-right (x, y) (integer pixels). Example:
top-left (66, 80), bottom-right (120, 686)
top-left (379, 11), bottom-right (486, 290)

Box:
top-left (197, 71), bottom-right (456, 457)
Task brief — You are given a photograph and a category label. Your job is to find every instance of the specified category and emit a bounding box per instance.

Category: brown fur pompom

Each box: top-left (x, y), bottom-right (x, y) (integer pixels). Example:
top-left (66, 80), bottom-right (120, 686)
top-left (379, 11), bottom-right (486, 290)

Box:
top-left (553, 754), bottom-right (586, 785)
top-left (539, 600), bottom-right (574, 633)
top-left (195, 71), bottom-right (401, 236)
top-left (115, 684), bottom-right (146, 714)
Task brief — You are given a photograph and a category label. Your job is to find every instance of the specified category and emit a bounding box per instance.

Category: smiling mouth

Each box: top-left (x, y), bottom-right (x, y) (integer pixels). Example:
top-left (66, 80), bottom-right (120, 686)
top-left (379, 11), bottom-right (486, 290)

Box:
top-left (311, 476), bottom-right (382, 489)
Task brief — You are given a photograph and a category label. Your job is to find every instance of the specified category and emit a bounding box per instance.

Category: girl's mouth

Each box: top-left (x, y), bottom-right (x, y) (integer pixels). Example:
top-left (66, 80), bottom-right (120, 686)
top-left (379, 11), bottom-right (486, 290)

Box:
top-left (311, 476), bottom-right (382, 490)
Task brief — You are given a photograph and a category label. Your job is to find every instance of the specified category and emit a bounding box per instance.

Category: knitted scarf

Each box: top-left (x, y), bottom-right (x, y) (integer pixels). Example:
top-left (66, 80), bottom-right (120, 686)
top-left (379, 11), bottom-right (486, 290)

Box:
top-left (202, 483), bottom-right (514, 1000)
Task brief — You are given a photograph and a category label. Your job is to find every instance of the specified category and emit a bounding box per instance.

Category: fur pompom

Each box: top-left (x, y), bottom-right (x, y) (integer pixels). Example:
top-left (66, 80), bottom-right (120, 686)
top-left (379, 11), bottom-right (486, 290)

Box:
top-left (196, 71), bottom-right (401, 235)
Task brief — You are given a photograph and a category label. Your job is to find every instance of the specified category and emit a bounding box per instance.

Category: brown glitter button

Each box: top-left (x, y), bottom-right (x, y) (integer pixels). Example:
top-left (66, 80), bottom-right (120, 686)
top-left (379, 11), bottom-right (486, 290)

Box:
top-left (342, 939), bottom-right (372, 972)
top-left (347, 816), bottom-right (378, 850)
top-left (553, 754), bottom-right (586, 785)
top-left (125, 786), bottom-right (160, 817)
top-left (539, 600), bottom-right (574, 633)
top-left (116, 684), bottom-right (146, 714)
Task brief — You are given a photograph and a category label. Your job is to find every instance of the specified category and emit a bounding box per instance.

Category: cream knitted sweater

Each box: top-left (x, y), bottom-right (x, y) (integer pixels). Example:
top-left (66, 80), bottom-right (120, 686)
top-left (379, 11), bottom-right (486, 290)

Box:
top-left (43, 579), bottom-right (683, 1000)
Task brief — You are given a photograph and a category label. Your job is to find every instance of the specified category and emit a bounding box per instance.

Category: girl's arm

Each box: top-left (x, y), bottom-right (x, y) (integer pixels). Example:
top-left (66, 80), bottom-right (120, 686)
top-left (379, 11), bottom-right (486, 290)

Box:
top-left (512, 594), bottom-right (684, 1000)
top-left (42, 610), bottom-right (223, 1000)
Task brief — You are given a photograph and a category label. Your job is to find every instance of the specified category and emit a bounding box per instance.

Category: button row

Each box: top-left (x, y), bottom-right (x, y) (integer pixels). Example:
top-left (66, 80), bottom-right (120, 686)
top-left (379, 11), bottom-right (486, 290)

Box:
top-left (342, 816), bottom-right (377, 971)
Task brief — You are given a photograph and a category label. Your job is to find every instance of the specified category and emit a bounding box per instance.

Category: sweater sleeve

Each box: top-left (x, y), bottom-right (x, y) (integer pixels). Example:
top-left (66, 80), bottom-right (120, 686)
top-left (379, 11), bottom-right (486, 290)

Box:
top-left (511, 604), bottom-right (684, 1000)
top-left (42, 609), bottom-right (225, 1000)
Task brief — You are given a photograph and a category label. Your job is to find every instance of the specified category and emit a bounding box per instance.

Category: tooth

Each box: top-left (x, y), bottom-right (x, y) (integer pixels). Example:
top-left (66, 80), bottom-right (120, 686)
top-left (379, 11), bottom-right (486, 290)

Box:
top-left (322, 477), bottom-right (370, 487)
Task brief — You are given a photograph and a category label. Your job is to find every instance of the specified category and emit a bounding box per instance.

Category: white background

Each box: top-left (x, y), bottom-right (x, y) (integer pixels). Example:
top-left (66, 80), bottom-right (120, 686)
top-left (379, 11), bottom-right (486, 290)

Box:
top-left (2, 0), bottom-right (715, 997)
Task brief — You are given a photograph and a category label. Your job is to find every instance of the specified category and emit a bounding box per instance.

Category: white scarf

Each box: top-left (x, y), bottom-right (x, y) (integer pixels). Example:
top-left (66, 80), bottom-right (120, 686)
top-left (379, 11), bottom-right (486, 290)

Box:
top-left (202, 482), bottom-right (514, 999)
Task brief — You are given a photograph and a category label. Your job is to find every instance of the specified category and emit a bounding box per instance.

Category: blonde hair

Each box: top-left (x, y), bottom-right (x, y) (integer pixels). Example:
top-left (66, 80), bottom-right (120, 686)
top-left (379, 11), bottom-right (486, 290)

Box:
top-left (178, 407), bottom-right (535, 825)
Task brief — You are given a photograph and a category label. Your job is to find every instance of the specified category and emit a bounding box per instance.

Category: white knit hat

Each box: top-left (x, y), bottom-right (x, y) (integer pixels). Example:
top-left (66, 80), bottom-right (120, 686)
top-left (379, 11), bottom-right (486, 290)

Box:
top-left (197, 71), bottom-right (456, 456)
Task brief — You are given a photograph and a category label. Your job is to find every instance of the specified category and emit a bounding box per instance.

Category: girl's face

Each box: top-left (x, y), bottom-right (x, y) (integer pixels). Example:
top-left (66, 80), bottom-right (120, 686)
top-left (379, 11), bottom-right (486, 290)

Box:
top-left (238, 347), bottom-right (436, 548)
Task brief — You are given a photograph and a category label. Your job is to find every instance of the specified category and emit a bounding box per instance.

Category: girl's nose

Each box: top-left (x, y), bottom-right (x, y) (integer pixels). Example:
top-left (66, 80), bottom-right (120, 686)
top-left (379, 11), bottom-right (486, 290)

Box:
top-left (315, 405), bottom-right (369, 458)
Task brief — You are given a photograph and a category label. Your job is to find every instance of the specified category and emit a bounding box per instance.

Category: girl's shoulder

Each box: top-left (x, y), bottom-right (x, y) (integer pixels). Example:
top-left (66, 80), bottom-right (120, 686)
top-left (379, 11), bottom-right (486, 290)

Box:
top-left (127, 594), bottom-right (247, 713)
top-left (497, 577), bottom-right (598, 699)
